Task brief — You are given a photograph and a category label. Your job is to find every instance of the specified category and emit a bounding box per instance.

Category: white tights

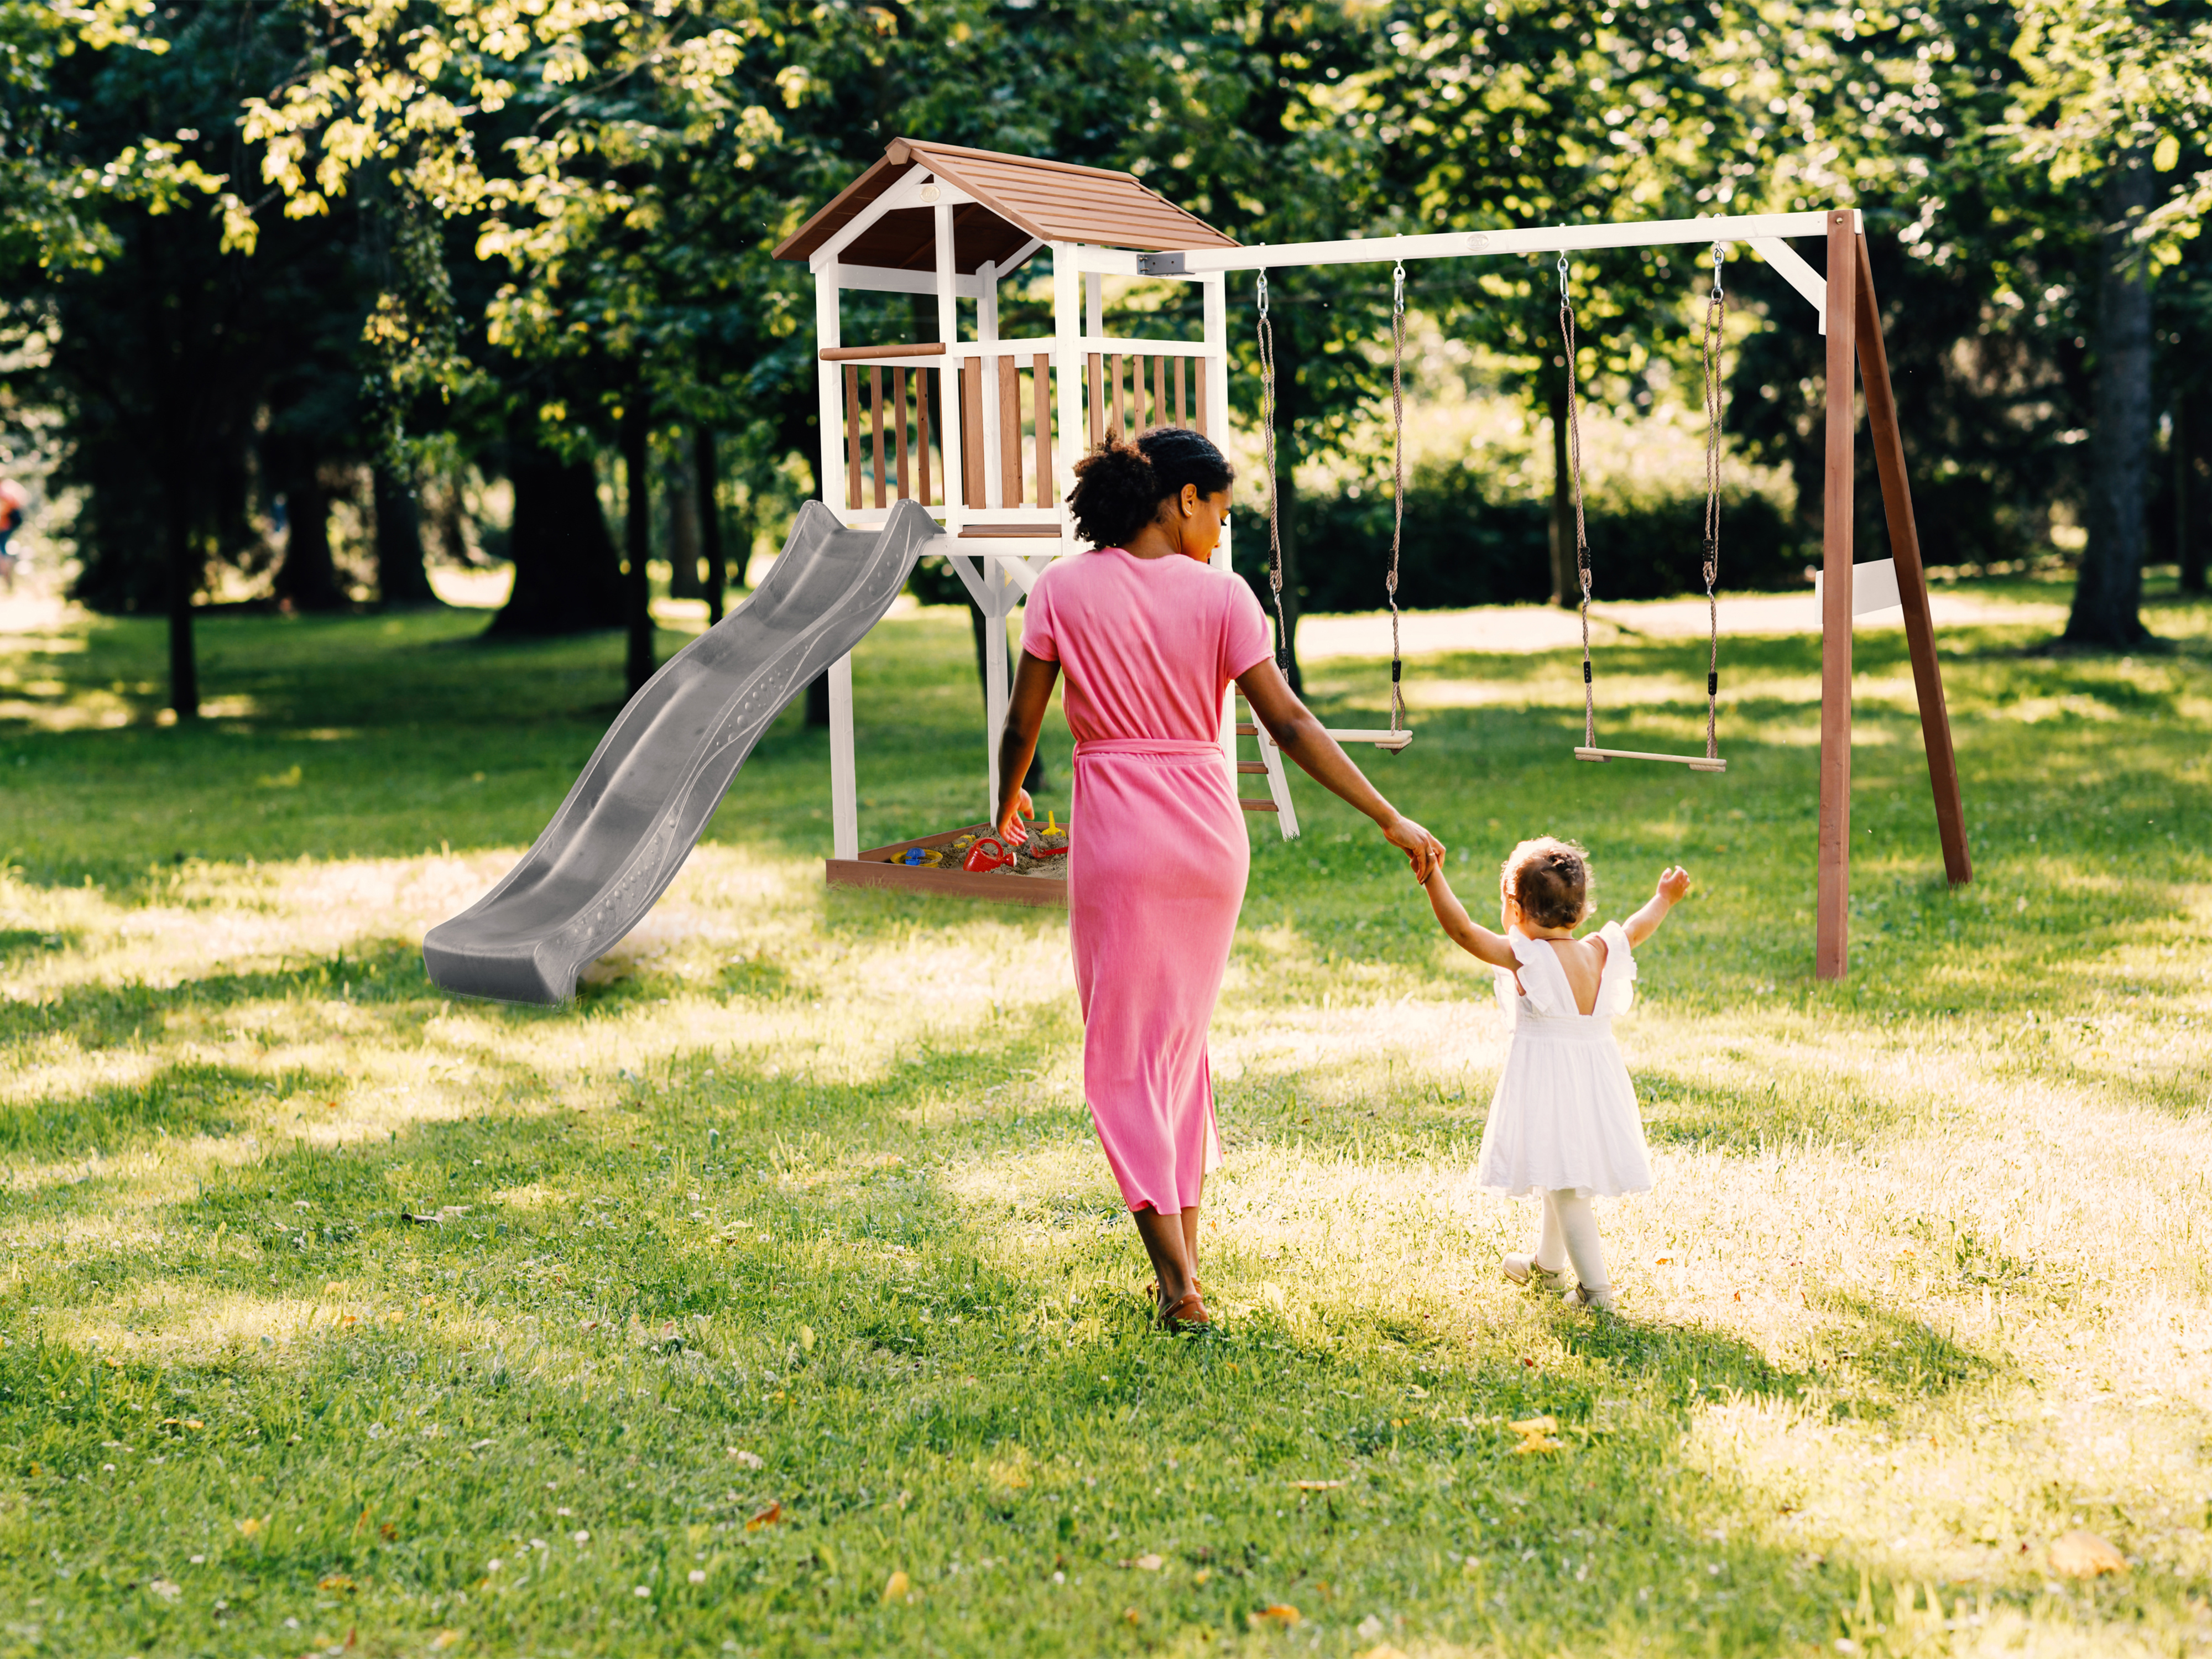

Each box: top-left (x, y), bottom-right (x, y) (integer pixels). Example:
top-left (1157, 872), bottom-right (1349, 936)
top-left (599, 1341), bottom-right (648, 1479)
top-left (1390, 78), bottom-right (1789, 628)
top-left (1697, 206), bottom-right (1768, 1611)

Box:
top-left (1533, 1188), bottom-right (1611, 1295)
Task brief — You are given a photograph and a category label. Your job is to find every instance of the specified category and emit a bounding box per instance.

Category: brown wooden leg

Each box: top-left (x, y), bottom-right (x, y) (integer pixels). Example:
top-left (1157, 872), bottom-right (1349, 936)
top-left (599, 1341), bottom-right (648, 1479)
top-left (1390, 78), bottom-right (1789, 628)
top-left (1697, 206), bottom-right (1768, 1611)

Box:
top-left (1818, 208), bottom-right (1859, 980)
top-left (1854, 234), bottom-right (1971, 888)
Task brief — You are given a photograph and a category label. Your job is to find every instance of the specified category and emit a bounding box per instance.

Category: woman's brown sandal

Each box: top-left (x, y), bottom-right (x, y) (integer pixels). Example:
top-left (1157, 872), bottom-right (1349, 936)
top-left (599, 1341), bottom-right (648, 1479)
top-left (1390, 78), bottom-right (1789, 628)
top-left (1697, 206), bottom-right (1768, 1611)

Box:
top-left (1159, 1290), bottom-right (1213, 1331)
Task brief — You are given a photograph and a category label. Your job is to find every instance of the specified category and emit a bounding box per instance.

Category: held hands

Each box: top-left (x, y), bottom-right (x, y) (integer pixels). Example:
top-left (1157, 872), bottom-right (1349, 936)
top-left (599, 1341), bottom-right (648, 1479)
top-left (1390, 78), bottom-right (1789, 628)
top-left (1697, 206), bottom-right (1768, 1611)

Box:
top-left (1382, 814), bottom-right (1446, 883)
top-left (996, 788), bottom-right (1035, 847)
top-left (1655, 865), bottom-right (1692, 906)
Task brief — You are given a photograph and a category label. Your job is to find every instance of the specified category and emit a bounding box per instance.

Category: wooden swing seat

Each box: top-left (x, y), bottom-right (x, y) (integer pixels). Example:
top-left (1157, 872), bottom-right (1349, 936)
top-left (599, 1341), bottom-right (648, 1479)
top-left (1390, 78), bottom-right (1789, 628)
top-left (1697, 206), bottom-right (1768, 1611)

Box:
top-left (1324, 728), bottom-right (1414, 752)
top-left (1574, 746), bottom-right (1725, 773)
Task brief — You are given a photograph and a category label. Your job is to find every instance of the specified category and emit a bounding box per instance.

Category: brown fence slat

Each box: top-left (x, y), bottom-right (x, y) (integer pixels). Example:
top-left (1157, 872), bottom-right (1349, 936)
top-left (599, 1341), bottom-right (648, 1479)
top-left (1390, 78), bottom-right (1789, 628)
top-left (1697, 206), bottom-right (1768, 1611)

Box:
top-left (998, 354), bottom-right (1022, 507)
top-left (894, 367), bottom-right (911, 499)
top-left (1194, 358), bottom-right (1208, 438)
top-left (1172, 357), bottom-right (1186, 426)
top-left (918, 367), bottom-right (933, 506)
top-left (961, 355), bottom-right (985, 508)
top-left (843, 364), bottom-right (862, 510)
top-left (870, 367), bottom-right (888, 509)
top-left (1112, 354), bottom-right (1125, 440)
top-left (1153, 356), bottom-right (1167, 432)
top-left (1032, 352), bottom-right (1051, 509)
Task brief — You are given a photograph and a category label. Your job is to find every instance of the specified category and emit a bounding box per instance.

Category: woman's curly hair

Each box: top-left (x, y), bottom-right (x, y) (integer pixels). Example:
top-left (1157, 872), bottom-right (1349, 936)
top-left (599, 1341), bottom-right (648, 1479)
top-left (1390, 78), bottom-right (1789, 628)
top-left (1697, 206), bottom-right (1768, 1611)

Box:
top-left (1500, 837), bottom-right (1594, 931)
top-left (1066, 427), bottom-right (1234, 549)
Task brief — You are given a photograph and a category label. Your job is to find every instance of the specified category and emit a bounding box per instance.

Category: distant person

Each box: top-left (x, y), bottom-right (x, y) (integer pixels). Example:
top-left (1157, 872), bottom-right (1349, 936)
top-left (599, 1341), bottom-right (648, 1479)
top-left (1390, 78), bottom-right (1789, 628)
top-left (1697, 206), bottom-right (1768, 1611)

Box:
top-left (1420, 838), bottom-right (1691, 1312)
top-left (993, 428), bottom-right (1443, 1331)
top-left (0, 479), bottom-right (25, 594)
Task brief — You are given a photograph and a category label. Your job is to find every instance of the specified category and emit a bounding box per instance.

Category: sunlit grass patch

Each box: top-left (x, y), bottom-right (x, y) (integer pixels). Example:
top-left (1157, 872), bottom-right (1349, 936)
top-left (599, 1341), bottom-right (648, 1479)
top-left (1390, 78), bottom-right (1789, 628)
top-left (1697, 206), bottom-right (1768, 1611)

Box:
top-left (0, 581), bottom-right (2206, 1655)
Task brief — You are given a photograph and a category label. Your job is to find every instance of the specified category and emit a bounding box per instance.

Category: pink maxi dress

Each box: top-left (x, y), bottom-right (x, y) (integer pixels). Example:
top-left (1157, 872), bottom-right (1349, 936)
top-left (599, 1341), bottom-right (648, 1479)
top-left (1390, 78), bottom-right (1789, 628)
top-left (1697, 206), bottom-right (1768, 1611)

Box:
top-left (1020, 548), bottom-right (1274, 1214)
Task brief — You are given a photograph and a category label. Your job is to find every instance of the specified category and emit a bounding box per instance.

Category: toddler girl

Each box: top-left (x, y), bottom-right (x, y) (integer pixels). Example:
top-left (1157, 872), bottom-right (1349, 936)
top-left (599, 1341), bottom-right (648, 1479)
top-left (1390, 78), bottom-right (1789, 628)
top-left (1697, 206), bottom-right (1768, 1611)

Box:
top-left (1421, 838), bottom-right (1691, 1311)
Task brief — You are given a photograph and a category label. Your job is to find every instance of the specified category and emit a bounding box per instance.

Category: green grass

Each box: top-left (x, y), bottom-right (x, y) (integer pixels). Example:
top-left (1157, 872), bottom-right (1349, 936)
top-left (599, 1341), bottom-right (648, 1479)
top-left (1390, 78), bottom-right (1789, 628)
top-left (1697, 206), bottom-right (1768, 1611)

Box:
top-left (0, 575), bottom-right (2208, 1658)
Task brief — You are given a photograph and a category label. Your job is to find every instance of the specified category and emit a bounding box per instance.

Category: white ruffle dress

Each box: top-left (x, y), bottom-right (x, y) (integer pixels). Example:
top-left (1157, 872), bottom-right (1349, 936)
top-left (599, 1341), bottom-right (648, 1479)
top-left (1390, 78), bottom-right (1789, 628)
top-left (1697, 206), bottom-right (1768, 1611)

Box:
top-left (1474, 923), bottom-right (1655, 1198)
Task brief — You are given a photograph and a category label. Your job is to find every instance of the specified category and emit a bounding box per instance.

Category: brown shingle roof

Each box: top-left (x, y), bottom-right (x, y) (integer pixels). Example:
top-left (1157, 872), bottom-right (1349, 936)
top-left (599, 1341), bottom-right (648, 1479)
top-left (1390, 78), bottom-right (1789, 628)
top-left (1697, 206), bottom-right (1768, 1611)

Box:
top-left (773, 139), bottom-right (1236, 274)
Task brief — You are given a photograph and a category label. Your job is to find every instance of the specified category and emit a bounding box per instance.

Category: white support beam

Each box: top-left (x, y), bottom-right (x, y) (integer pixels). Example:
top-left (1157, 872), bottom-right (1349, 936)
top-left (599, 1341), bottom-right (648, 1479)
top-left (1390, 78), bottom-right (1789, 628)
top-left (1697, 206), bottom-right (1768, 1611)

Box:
top-left (1084, 271), bottom-right (1103, 337)
top-left (814, 271), bottom-right (843, 516)
top-left (828, 653), bottom-right (858, 860)
top-left (809, 171), bottom-right (972, 271)
top-left (823, 263), bottom-right (989, 300)
top-left (934, 200), bottom-right (964, 531)
top-left (1053, 243), bottom-right (1084, 502)
top-left (978, 259), bottom-right (1003, 509)
top-left (1749, 236), bottom-right (1829, 333)
top-left (1151, 209), bottom-right (1858, 276)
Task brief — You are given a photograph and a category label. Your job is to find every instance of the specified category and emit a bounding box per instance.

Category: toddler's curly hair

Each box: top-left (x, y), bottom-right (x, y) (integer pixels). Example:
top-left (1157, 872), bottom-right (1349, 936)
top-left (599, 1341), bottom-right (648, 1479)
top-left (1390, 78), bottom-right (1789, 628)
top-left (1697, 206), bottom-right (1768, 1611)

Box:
top-left (1500, 837), bottom-right (1593, 931)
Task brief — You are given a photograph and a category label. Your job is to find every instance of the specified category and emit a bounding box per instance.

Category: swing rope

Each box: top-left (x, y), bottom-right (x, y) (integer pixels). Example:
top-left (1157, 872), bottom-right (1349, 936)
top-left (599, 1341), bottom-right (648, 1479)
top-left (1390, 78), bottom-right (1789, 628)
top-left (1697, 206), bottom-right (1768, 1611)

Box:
top-left (1387, 260), bottom-right (1407, 734)
top-left (1562, 245), bottom-right (1729, 771)
top-left (1699, 241), bottom-right (1725, 763)
top-left (1559, 253), bottom-right (1597, 752)
top-left (1257, 270), bottom-right (1291, 675)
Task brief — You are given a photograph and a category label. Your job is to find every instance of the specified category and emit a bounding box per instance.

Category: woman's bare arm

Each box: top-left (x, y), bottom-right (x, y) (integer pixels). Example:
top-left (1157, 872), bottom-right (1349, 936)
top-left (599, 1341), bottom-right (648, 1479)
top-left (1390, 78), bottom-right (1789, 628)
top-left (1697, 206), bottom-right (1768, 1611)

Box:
top-left (1234, 656), bottom-right (1443, 881)
top-left (1421, 867), bottom-right (1519, 968)
top-left (993, 649), bottom-right (1061, 842)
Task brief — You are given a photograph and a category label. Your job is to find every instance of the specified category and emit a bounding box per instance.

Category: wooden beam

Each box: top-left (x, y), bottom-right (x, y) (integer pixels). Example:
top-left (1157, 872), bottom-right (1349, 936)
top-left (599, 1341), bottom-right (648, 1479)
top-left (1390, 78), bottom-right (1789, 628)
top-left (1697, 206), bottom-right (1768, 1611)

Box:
top-left (917, 367), bottom-right (932, 506)
top-left (1818, 208), bottom-right (1858, 980)
top-left (820, 341), bottom-right (948, 362)
top-left (894, 367), bottom-right (911, 499)
top-left (999, 354), bottom-right (1022, 506)
top-left (869, 367), bottom-right (888, 509)
top-left (961, 354), bottom-right (986, 508)
top-left (1854, 233), bottom-right (1972, 888)
top-left (843, 364), bottom-right (863, 511)
top-left (1032, 352), bottom-right (1051, 510)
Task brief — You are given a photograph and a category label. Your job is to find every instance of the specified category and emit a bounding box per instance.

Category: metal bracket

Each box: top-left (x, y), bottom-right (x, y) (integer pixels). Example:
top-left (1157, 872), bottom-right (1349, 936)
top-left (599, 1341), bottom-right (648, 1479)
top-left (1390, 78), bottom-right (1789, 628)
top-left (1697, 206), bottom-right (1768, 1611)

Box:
top-left (1134, 250), bottom-right (1188, 276)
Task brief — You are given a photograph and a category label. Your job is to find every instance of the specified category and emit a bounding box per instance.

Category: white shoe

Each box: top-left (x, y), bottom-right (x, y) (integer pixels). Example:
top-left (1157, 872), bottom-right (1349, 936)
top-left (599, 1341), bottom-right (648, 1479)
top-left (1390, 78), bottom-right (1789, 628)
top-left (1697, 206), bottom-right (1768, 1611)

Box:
top-left (1503, 1253), bottom-right (1568, 1288)
top-left (1563, 1282), bottom-right (1617, 1313)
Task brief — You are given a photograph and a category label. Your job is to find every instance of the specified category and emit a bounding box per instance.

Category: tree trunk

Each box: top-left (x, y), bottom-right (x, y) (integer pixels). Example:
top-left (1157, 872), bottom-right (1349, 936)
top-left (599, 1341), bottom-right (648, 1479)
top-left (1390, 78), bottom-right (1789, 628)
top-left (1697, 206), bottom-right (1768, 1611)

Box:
top-left (624, 393), bottom-right (656, 697)
top-left (2183, 388), bottom-right (2210, 597)
top-left (487, 427), bottom-right (624, 637)
top-left (666, 437), bottom-right (702, 599)
top-left (1547, 377), bottom-right (1573, 608)
top-left (165, 477), bottom-right (199, 719)
top-left (273, 468), bottom-right (346, 612)
top-left (696, 425), bottom-right (726, 625)
top-left (373, 465), bottom-right (439, 607)
top-left (2066, 159), bottom-right (2156, 648)
top-left (1270, 326), bottom-right (1305, 693)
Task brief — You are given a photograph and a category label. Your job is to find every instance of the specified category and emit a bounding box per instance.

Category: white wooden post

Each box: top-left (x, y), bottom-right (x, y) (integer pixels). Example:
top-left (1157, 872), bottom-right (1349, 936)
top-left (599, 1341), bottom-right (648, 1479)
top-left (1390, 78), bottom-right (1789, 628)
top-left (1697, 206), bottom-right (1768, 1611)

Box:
top-left (1052, 243), bottom-right (1083, 518)
top-left (815, 270), bottom-right (842, 515)
top-left (933, 196), bottom-right (963, 528)
top-left (1085, 269), bottom-right (1103, 338)
top-left (978, 258), bottom-right (1003, 509)
top-left (984, 568), bottom-right (1010, 818)
top-left (816, 268), bottom-right (862, 860)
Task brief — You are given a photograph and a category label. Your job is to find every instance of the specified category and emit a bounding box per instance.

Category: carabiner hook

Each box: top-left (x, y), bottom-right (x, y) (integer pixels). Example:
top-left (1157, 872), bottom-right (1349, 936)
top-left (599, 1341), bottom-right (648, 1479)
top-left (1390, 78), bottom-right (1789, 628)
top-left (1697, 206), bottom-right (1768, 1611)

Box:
top-left (1256, 269), bottom-right (1270, 320)
top-left (1710, 241), bottom-right (1725, 298)
top-left (1392, 260), bottom-right (1406, 315)
top-left (1556, 251), bottom-right (1569, 290)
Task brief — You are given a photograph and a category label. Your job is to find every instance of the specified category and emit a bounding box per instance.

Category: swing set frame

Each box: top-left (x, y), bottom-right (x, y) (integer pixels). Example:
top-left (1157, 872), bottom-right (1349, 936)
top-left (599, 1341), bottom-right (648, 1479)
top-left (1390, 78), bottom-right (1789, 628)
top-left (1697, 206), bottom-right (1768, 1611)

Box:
top-left (1154, 206), bottom-right (1973, 981)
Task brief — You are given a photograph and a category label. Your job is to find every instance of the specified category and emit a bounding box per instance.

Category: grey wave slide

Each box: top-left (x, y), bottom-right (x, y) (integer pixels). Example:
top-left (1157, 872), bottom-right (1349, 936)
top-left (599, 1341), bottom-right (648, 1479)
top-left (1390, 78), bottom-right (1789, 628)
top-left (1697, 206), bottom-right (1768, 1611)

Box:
top-left (422, 498), bottom-right (940, 1005)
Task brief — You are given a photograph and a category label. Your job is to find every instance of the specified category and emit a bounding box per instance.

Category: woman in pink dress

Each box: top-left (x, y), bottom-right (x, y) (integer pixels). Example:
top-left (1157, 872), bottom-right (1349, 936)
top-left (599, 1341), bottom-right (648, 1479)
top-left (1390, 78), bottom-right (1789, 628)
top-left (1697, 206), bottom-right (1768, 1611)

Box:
top-left (994, 429), bottom-right (1443, 1329)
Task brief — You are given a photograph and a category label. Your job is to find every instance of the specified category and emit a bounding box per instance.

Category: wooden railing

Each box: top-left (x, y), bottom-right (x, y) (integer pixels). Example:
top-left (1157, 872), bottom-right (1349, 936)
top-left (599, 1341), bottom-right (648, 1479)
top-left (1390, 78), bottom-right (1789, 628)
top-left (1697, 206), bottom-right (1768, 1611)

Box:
top-left (826, 340), bottom-right (1211, 520)
top-left (1086, 351), bottom-right (1208, 446)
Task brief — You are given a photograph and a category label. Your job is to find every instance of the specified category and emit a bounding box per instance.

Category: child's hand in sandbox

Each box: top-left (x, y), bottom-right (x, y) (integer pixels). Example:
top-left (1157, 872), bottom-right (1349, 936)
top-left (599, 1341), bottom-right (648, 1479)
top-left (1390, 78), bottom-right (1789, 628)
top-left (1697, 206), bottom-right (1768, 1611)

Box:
top-left (996, 789), bottom-right (1035, 846)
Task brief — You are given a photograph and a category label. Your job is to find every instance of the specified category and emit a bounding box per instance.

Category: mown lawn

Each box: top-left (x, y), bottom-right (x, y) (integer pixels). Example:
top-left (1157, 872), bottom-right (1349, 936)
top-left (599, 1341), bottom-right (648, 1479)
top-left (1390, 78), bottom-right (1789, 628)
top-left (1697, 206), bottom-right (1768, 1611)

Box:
top-left (0, 576), bottom-right (2207, 1659)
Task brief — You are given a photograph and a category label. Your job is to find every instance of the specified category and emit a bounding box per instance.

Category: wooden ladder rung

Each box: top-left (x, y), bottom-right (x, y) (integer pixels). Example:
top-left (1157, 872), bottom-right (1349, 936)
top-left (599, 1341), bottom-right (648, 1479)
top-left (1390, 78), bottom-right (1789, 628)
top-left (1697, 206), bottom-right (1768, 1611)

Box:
top-left (1235, 761), bottom-right (1269, 774)
top-left (1235, 722), bottom-right (1258, 737)
top-left (1239, 799), bottom-right (1280, 813)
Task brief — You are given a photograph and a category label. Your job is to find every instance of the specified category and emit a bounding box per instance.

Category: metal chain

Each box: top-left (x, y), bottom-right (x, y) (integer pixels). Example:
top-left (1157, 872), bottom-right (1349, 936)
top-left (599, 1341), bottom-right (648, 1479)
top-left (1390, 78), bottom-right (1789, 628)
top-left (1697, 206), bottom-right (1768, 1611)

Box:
top-left (1559, 252), bottom-right (1595, 750)
top-left (1701, 241), bottom-right (1725, 762)
top-left (1387, 260), bottom-right (1407, 733)
top-left (1258, 269), bottom-right (1290, 674)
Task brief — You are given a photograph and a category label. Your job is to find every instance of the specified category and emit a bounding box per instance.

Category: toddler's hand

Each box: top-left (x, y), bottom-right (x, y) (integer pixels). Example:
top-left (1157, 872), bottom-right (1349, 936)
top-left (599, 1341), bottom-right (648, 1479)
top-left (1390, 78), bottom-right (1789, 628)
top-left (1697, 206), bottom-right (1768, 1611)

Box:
top-left (1656, 865), bottom-right (1692, 904)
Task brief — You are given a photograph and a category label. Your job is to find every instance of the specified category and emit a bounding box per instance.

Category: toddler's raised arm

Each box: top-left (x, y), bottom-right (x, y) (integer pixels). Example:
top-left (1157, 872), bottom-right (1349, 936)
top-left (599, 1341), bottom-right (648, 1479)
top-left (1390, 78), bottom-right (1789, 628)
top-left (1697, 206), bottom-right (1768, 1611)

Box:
top-left (1622, 865), bottom-right (1692, 947)
top-left (1422, 867), bottom-right (1519, 968)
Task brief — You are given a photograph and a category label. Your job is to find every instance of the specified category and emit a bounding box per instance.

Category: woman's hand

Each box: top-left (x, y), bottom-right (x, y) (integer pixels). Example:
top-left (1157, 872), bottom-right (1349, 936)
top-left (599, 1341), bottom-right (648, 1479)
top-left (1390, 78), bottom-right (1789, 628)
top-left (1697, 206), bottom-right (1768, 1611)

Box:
top-left (997, 789), bottom-right (1035, 846)
top-left (1381, 813), bottom-right (1444, 883)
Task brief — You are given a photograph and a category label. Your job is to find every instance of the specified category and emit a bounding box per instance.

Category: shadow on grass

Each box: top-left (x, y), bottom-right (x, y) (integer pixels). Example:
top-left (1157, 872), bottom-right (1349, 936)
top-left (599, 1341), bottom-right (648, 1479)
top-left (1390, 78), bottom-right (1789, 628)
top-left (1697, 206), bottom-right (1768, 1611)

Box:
top-left (1637, 1067), bottom-right (1904, 1155)
top-left (0, 1059), bottom-right (348, 1162)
